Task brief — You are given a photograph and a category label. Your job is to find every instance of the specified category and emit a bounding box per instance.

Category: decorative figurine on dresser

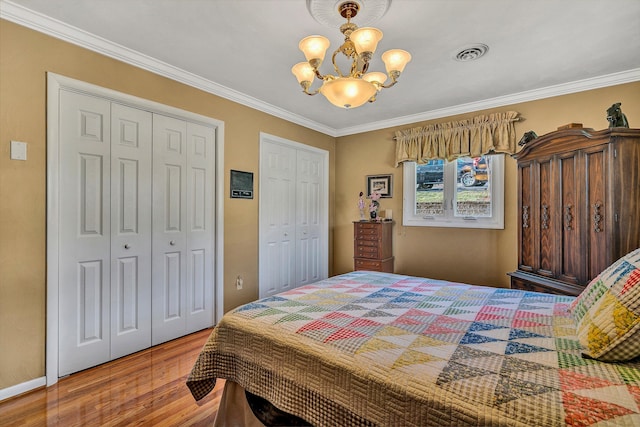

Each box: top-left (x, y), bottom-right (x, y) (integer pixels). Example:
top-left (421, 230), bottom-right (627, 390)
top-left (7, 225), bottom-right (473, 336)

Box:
top-left (508, 123), bottom-right (640, 296)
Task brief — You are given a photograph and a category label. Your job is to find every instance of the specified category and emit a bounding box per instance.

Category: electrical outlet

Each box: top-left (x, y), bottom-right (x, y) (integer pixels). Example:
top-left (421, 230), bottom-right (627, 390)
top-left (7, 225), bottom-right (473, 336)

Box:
top-left (236, 275), bottom-right (243, 290)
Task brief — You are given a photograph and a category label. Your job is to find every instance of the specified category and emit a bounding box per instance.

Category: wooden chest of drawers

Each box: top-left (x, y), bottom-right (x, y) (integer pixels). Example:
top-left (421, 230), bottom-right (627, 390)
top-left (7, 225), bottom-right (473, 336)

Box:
top-left (353, 221), bottom-right (394, 273)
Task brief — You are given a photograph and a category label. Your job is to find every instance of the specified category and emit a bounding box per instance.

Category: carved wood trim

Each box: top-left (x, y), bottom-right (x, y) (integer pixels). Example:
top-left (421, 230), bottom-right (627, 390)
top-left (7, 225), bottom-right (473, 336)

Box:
top-left (541, 204), bottom-right (549, 230)
top-left (593, 202), bottom-right (603, 232)
top-left (564, 204), bottom-right (573, 230)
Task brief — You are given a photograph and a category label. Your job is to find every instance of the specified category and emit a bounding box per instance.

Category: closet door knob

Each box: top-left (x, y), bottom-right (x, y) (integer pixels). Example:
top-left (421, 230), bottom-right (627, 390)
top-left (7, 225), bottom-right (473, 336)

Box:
top-left (170, 240), bottom-right (176, 246)
top-left (124, 244), bottom-right (130, 249)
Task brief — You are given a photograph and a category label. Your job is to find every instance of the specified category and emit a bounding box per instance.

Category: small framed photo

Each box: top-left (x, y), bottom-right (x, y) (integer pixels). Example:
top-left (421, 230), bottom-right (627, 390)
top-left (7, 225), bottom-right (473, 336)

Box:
top-left (230, 169), bottom-right (254, 199)
top-left (366, 174), bottom-right (393, 198)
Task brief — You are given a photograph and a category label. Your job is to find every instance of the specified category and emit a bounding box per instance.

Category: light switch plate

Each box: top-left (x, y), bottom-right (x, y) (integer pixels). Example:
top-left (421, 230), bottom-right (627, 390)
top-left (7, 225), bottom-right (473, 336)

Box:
top-left (11, 141), bottom-right (27, 161)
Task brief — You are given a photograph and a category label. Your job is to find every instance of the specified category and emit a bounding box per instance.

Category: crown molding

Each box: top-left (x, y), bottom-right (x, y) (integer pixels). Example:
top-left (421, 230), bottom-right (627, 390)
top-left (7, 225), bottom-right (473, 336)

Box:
top-left (335, 68), bottom-right (640, 136)
top-left (2, 0), bottom-right (638, 139)
top-left (0, 0), bottom-right (337, 137)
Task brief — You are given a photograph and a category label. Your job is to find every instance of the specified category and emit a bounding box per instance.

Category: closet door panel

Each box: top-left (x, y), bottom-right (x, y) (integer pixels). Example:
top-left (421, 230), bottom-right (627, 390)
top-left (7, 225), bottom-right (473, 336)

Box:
top-left (259, 142), bottom-right (296, 297)
top-left (185, 122), bottom-right (215, 332)
top-left (59, 90), bottom-right (111, 376)
top-left (152, 114), bottom-right (188, 345)
top-left (295, 150), bottom-right (323, 287)
top-left (110, 103), bottom-right (152, 359)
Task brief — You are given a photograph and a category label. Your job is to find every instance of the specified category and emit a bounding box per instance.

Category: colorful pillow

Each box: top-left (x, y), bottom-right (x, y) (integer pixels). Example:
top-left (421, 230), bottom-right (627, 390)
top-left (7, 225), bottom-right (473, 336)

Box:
top-left (569, 247), bottom-right (640, 361)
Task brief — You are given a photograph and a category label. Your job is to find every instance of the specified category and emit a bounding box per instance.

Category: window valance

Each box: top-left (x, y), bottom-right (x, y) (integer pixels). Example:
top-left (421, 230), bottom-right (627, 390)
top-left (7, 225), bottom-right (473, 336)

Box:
top-left (394, 111), bottom-right (520, 166)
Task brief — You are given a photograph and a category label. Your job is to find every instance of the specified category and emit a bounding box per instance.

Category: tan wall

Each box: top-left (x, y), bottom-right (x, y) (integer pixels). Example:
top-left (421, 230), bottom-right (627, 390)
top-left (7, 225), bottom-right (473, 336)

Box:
top-left (0, 20), bottom-right (336, 390)
top-left (334, 82), bottom-right (640, 286)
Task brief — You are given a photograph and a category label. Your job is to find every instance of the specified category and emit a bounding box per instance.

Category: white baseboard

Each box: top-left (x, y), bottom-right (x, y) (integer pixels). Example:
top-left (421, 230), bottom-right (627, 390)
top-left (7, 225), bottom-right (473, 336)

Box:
top-left (0, 377), bottom-right (46, 402)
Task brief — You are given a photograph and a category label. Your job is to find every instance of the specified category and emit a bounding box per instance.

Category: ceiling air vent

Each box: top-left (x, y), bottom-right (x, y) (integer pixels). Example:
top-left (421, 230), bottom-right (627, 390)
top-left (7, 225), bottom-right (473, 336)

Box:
top-left (454, 44), bottom-right (489, 62)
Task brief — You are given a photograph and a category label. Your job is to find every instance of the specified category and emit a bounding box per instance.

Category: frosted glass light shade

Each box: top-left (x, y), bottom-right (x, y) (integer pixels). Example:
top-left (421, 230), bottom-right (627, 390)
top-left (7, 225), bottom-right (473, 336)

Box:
top-left (292, 62), bottom-right (315, 84)
top-left (363, 72), bottom-right (387, 88)
top-left (350, 27), bottom-right (383, 54)
top-left (319, 77), bottom-right (377, 108)
top-left (381, 49), bottom-right (412, 73)
top-left (299, 35), bottom-right (330, 63)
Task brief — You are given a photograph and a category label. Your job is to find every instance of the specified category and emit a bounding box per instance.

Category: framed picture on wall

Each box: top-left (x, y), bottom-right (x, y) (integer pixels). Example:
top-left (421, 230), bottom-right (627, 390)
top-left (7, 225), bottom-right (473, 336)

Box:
top-left (230, 169), bottom-right (254, 199)
top-left (366, 174), bottom-right (393, 198)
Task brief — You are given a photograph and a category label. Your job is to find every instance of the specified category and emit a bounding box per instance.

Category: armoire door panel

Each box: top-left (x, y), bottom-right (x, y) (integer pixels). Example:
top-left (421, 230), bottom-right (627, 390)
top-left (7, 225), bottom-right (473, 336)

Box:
top-left (110, 103), bottom-right (152, 360)
top-left (518, 163), bottom-right (534, 271)
top-left (59, 90), bottom-right (111, 376)
top-left (538, 159), bottom-right (554, 276)
top-left (559, 154), bottom-right (581, 284)
top-left (585, 146), bottom-right (608, 281)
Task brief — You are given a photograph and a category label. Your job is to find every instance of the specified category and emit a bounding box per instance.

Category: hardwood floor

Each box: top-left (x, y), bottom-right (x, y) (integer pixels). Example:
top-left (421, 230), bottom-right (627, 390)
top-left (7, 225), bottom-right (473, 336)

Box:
top-left (0, 329), bottom-right (224, 426)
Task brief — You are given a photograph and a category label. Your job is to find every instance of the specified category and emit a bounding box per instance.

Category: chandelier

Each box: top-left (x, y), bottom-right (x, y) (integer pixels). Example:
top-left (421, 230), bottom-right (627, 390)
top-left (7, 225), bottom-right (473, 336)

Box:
top-left (291, 1), bottom-right (411, 109)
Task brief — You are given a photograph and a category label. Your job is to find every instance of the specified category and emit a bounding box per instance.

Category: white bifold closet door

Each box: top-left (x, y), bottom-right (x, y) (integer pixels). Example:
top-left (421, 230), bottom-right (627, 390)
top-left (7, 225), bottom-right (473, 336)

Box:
top-left (58, 91), bottom-right (214, 376)
top-left (260, 142), bottom-right (297, 297)
top-left (59, 92), bottom-right (153, 375)
top-left (151, 114), bottom-right (214, 345)
top-left (259, 138), bottom-right (325, 298)
top-left (295, 148), bottom-right (323, 288)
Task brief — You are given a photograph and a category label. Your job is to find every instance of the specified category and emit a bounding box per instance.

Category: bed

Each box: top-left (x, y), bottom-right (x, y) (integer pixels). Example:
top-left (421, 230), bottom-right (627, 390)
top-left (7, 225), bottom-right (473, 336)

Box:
top-left (187, 267), bottom-right (640, 426)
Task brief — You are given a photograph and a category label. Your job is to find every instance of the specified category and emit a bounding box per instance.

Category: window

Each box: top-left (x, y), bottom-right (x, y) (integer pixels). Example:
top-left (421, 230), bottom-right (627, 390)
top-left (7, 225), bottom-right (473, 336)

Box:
top-left (402, 154), bottom-right (504, 229)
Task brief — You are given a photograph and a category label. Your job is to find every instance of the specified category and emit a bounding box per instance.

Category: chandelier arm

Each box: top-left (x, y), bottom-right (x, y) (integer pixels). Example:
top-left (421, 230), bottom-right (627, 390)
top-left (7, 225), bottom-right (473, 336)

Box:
top-left (378, 80), bottom-right (398, 90)
top-left (330, 49), bottom-right (347, 77)
top-left (299, 81), bottom-right (321, 96)
top-left (360, 61), bottom-right (370, 76)
top-left (313, 68), bottom-right (329, 81)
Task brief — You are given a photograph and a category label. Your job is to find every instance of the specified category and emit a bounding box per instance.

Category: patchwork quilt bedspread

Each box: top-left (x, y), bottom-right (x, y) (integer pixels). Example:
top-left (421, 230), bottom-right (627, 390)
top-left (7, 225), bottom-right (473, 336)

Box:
top-left (187, 271), bottom-right (640, 426)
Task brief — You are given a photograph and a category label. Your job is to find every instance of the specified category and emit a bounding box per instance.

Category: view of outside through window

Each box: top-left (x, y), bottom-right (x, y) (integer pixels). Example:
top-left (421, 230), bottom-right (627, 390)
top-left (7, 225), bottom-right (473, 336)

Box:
top-left (415, 156), bottom-right (492, 217)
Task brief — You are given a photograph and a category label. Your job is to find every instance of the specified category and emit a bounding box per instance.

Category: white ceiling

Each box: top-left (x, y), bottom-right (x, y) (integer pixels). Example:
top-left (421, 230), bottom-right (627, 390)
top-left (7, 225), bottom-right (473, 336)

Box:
top-left (2, 0), bottom-right (640, 136)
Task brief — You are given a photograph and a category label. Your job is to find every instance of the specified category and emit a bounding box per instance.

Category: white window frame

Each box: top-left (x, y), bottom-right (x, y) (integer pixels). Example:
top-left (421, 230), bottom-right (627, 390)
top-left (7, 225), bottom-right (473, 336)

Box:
top-left (402, 154), bottom-right (505, 229)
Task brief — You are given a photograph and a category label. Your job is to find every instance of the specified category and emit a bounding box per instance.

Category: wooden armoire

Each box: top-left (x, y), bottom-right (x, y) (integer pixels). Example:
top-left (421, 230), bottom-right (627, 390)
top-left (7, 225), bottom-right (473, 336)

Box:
top-left (508, 125), bottom-right (640, 296)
